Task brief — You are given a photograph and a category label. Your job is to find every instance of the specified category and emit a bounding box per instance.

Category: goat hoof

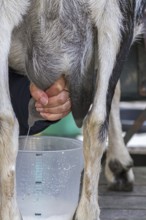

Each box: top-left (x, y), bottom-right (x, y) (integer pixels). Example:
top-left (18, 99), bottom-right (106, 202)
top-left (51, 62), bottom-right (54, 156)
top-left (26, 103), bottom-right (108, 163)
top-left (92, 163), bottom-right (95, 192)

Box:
top-left (107, 159), bottom-right (134, 192)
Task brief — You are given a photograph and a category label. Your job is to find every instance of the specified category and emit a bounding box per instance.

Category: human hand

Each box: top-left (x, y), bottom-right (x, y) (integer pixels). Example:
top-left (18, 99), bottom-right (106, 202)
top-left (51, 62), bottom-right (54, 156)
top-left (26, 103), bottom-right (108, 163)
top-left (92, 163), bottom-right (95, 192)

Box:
top-left (30, 76), bottom-right (71, 121)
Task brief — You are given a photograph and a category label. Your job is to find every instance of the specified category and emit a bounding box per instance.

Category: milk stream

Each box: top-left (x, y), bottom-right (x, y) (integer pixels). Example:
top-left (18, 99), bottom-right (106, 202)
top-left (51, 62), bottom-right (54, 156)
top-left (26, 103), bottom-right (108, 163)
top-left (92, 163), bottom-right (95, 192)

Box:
top-left (23, 126), bottom-right (31, 150)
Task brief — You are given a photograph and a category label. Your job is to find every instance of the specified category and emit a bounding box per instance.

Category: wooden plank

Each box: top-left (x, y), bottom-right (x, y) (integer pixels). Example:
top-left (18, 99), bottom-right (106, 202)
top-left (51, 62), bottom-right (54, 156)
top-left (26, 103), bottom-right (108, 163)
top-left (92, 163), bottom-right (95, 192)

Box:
top-left (133, 167), bottom-right (146, 185)
top-left (99, 185), bottom-right (146, 196)
top-left (129, 147), bottom-right (146, 154)
top-left (100, 209), bottom-right (146, 220)
top-left (99, 196), bottom-right (146, 209)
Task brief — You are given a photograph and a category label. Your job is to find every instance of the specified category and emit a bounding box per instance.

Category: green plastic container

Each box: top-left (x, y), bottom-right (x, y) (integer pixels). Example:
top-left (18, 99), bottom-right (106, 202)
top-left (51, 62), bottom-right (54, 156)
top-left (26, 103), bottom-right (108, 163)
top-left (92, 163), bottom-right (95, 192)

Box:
top-left (41, 113), bottom-right (81, 137)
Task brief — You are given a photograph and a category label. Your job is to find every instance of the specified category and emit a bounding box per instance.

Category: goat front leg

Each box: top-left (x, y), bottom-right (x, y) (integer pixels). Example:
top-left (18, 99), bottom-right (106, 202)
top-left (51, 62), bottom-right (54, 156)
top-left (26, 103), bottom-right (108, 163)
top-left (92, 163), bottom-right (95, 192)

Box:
top-left (0, 106), bottom-right (21, 220)
top-left (73, 1), bottom-right (135, 219)
top-left (0, 41), bottom-right (22, 220)
top-left (0, 2), bottom-right (29, 219)
top-left (105, 82), bottom-right (134, 191)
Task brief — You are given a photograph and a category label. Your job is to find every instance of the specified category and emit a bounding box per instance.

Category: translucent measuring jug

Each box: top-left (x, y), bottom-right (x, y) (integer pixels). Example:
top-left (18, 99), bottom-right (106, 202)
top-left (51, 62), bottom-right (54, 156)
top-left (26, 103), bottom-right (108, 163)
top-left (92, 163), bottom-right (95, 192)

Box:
top-left (16, 136), bottom-right (83, 220)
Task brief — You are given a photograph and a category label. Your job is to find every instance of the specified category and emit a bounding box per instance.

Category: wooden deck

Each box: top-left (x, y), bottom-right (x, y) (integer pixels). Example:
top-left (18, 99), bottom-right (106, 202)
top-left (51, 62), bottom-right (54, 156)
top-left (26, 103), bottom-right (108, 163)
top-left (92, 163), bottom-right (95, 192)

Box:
top-left (99, 167), bottom-right (146, 220)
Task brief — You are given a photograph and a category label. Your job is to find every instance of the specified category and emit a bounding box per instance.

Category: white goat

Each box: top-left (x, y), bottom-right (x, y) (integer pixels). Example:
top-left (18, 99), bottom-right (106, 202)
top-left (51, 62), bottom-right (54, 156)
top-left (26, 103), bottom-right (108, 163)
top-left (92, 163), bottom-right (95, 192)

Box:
top-left (0, 0), bottom-right (145, 220)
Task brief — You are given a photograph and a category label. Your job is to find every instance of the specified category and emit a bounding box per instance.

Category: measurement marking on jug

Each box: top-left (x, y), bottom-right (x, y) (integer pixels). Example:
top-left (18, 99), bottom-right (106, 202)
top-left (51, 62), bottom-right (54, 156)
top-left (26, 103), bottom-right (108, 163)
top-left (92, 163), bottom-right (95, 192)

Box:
top-left (36, 153), bottom-right (42, 156)
top-left (35, 154), bottom-right (43, 196)
top-left (35, 213), bottom-right (42, 216)
top-left (35, 181), bottom-right (42, 184)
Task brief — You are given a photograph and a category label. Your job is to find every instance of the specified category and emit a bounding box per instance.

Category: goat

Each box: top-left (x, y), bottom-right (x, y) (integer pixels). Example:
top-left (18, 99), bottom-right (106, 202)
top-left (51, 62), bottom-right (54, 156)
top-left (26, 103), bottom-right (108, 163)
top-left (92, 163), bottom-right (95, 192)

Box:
top-left (0, 0), bottom-right (145, 219)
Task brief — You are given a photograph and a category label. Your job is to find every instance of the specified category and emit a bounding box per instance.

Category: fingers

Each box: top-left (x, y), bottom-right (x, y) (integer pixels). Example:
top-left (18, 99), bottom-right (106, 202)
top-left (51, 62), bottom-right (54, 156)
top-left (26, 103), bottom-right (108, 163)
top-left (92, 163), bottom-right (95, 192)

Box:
top-left (29, 76), bottom-right (71, 121)
top-left (35, 92), bottom-right (71, 121)
top-left (36, 99), bottom-right (71, 114)
top-left (35, 90), bottom-right (70, 108)
top-left (40, 110), bottom-right (71, 121)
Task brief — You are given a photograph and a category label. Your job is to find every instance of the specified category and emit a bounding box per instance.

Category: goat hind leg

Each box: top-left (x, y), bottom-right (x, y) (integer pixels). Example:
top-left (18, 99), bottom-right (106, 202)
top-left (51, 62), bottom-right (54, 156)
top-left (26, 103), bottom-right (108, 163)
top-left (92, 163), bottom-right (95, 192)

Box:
top-left (105, 0), bottom-right (146, 190)
top-left (73, 1), bottom-right (136, 219)
top-left (73, 114), bottom-right (106, 220)
top-left (105, 82), bottom-right (134, 192)
top-left (73, 1), bottom-right (124, 219)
